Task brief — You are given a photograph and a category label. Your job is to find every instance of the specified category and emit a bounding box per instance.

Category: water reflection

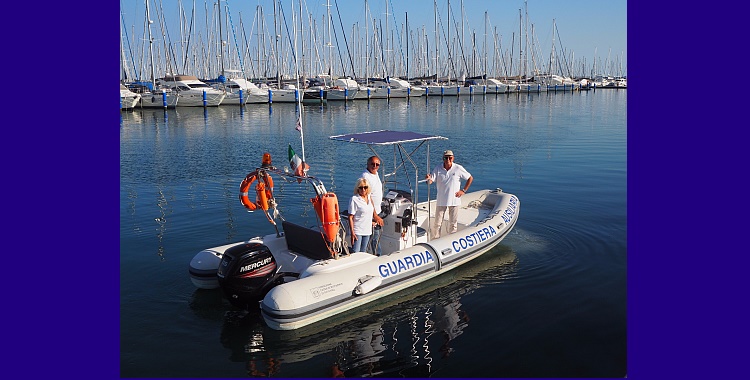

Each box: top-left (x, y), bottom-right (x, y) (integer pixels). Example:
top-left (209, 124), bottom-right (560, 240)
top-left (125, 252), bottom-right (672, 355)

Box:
top-left (154, 185), bottom-right (169, 261)
top-left (214, 247), bottom-right (517, 377)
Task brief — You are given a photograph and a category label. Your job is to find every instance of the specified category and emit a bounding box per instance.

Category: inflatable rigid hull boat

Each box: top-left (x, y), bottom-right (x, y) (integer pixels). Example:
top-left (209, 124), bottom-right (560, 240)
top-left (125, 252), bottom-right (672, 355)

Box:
top-left (188, 130), bottom-right (520, 331)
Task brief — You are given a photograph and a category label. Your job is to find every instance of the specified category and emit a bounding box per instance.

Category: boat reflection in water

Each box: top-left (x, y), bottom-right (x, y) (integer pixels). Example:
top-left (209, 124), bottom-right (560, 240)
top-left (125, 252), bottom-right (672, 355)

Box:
top-left (217, 245), bottom-right (517, 377)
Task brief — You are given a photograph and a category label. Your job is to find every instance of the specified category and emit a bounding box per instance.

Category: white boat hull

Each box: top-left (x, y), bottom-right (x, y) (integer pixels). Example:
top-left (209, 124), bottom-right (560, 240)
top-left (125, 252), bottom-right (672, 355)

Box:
top-left (354, 86), bottom-right (390, 99)
top-left (260, 189), bottom-right (519, 330)
top-left (425, 85), bottom-right (462, 96)
top-left (408, 86), bottom-right (426, 97)
top-left (121, 94), bottom-right (141, 109)
top-left (326, 88), bottom-right (358, 101)
top-left (268, 89), bottom-right (299, 103)
top-left (174, 91), bottom-right (225, 107)
top-left (136, 91), bottom-right (179, 108)
top-left (510, 83), bottom-right (546, 93)
top-left (219, 92), bottom-right (247, 106)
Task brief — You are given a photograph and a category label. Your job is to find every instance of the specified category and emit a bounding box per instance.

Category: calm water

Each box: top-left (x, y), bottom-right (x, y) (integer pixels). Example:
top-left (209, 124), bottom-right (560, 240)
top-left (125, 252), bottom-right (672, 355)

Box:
top-left (120, 90), bottom-right (627, 377)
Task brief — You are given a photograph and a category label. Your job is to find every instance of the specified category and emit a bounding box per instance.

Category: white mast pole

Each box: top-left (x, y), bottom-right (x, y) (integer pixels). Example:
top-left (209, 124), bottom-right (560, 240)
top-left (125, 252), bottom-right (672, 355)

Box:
top-left (293, 0), bottom-right (306, 164)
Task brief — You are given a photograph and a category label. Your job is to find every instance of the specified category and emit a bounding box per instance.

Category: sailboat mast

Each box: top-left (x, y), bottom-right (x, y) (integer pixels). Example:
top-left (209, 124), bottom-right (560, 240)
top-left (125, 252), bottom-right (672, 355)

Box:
top-left (145, 0), bottom-right (156, 86)
top-left (286, 0), bottom-right (305, 163)
top-left (273, 0), bottom-right (280, 87)
top-left (461, 0), bottom-right (465, 78)
top-left (217, 0), bottom-right (225, 77)
top-left (327, 0), bottom-right (332, 77)
top-left (483, 11), bottom-right (487, 79)
top-left (299, 0), bottom-right (305, 79)
top-left (384, 0), bottom-right (389, 78)
top-left (365, 0), bottom-right (370, 84)
top-left (524, 0), bottom-right (528, 83)
top-left (433, 0), bottom-right (438, 82)
top-left (551, 18), bottom-right (556, 77)
top-left (406, 12), bottom-right (409, 80)
top-left (518, 8), bottom-right (521, 82)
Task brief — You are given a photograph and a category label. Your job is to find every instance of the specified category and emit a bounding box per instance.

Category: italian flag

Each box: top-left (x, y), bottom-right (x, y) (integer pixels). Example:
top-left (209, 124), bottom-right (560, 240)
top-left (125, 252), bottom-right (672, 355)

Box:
top-left (288, 144), bottom-right (309, 176)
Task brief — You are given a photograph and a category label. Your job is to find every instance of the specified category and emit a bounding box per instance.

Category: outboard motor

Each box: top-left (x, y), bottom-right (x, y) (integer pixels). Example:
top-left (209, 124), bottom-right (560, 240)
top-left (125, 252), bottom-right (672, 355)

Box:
top-left (217, 242), bottom-right (280, 309)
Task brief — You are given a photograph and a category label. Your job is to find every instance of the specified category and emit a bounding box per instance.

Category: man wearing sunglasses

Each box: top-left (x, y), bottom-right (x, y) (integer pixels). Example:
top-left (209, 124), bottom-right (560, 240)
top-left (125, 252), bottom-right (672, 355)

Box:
top-left (361, 156), bottom-right (384, 255)
top-left (425, 150), bottom-right (474, 239)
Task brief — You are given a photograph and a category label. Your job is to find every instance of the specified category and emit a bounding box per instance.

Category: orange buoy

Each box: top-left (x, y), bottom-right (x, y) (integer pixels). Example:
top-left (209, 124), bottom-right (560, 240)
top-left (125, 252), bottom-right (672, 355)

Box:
top-left (312, 192), bottom-right (340, 242)
top-left (256, 182), bottom-right (269, 211)
top-left (239, 171), bottom-right (274, 211)
top-left (239, 173), bottom-right (259, 211)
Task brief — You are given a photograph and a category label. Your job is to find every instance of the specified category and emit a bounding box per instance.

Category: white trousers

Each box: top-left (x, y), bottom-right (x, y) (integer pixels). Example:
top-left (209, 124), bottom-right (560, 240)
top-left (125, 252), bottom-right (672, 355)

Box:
top-left (432, 205), bottom-right (458, 238)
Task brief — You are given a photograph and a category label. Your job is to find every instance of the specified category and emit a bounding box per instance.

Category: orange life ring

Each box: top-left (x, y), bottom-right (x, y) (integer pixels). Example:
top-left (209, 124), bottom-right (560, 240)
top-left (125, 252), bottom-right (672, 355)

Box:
top-left (311, 192), bottom-right (340, 242)
top-left (239, 171), bottom-right (274, 211)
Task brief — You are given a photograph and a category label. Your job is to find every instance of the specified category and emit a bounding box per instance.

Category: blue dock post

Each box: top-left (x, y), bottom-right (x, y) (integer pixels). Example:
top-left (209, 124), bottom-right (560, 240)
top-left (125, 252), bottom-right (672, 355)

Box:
top-left (202, 90), bottom-right (207, 106)
top-left (269, 90), bottom-right (273, 104)
top-left (239, 89), bottom-right (244, 105)
top-left (162, 91), bottom-right (167, 108)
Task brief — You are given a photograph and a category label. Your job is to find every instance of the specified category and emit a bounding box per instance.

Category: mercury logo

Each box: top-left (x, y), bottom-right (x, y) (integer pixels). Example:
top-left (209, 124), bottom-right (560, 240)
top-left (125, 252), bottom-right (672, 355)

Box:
top-left (240, 257), bottom-right (273, 273)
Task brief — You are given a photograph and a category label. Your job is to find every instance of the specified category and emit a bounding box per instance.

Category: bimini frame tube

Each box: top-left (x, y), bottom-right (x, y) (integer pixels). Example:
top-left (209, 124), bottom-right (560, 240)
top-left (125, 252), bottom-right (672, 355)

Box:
top-left (329, 130), bottom-right (447, 244)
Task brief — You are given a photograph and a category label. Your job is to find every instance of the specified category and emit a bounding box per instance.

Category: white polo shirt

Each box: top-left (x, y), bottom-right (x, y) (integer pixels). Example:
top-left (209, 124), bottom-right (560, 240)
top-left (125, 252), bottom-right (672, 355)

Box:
top-left (361, 170), bottom-right (383, 213)
top-left (348, 195), bottom-right (374, 236)
top-left (429, 163), bottom-right (472, 207)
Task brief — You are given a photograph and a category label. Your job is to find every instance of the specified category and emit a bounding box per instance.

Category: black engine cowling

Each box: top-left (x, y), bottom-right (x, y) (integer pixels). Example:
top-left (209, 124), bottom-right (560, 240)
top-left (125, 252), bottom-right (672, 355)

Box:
top-left (217, 242), bottom-right (280, 309)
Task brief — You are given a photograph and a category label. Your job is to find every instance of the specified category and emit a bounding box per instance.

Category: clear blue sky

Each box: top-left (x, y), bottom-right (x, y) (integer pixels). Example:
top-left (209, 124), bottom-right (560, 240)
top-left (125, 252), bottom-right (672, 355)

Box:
top-left (120, 0), bottom-right (626, 76)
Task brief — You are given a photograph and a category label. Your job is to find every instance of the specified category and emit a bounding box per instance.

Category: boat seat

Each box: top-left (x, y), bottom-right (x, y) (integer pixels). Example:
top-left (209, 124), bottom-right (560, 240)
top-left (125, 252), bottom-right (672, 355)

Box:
top-left (281, 221), bottom-right (332, 260)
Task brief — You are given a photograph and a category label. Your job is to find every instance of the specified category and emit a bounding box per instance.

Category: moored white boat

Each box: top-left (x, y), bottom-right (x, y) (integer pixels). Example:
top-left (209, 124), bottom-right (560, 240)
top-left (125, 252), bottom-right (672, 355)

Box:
top-left (129, 81), bottom-right (179, 108)
top-left (535, 73), bottom-right (575, 91)
top-left (614, 76), bottom-right (627, 88)
top-left (353, 79), bottom-right (390, 100)
top-left (189, 130), bottom-right (520, 331)
top-left (157, 74), bottom-right (226, 107)
top-left (120, 83), bottom-right (141, 109)
top-left (371, 78), bottom-right (409, 98)
top-left (485, 78), bottom-right (511, 94)
top-left (267, 84), bottom-right (300, 103)
top-left (215, 76), bottom-right (269, 105)
top-left (509, 82), bottom-right (546, 93)
top-left (326, 78), bottom-right (359, 101)
top-left (408, 84), bottom-right (426, 97)
top-left (425, 83), bottom-right (462, 96)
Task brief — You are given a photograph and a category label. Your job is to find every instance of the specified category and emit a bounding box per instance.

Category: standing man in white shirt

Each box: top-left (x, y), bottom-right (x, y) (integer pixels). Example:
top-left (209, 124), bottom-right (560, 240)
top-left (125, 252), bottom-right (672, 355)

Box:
top-left (425, 150), bottom-right (473, 239)
top-left (361, 156), bottom-right (384, 255)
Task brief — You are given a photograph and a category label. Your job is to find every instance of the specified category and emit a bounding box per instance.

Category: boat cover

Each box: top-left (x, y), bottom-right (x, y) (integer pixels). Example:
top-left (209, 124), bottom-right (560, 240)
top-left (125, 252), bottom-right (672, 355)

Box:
top-left (329, 130), bottom-right (446, 145)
